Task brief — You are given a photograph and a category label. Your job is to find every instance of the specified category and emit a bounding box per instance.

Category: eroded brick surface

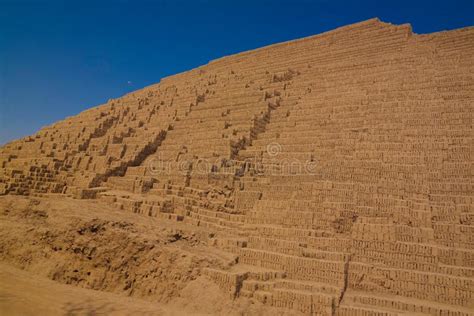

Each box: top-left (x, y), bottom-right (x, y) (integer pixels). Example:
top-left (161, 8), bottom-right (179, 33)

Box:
top-left (1, 18), bottom-right (473, 315)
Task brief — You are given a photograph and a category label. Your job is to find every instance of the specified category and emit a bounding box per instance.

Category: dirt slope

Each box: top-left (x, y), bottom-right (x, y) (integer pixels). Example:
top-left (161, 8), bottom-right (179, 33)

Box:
top-left (0, 195), bottom-right (302, 315)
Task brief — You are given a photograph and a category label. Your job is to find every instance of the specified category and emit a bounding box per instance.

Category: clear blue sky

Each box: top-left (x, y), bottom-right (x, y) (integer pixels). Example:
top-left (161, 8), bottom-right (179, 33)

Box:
top-left (1, 0), bottom-right (473, 145)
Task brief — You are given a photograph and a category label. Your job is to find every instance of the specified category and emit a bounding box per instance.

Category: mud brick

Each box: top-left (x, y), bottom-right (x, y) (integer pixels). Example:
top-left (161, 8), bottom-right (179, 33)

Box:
top-left (0, 17), bottom-right (472, 315)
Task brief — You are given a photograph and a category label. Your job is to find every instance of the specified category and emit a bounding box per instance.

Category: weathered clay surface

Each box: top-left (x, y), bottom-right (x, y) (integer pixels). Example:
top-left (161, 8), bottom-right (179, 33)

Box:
top-left (0, 18), bottom-right (473, 315)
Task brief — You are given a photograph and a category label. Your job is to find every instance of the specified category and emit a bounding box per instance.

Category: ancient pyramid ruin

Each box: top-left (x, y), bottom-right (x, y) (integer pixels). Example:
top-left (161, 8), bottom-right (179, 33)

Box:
top-left (0, 18), bottom-right (473, 315)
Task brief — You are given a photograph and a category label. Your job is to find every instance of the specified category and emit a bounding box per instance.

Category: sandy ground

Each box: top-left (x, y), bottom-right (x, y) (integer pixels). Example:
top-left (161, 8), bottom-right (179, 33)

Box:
top-left (0, 263), bottom-right (171, 315)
